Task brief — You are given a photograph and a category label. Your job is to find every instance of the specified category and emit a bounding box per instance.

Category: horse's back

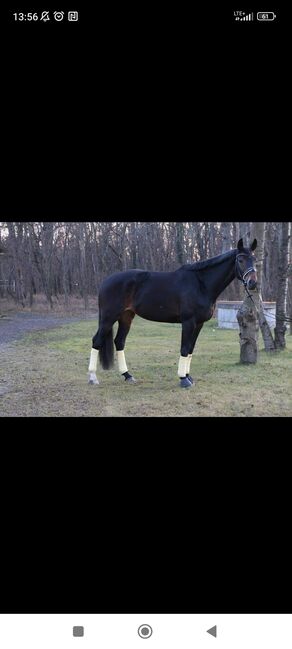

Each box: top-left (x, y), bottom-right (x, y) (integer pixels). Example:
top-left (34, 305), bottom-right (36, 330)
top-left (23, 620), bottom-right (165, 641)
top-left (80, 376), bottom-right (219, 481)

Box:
top-left (99, 269), bottom-right (151, 312)
top-left (100, 269), bottom-right (150, 292)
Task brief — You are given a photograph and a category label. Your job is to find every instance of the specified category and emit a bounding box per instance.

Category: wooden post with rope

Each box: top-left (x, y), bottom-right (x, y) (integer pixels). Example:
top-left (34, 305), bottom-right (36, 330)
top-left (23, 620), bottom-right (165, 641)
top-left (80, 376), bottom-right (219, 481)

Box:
top-left (237, 294), bottom-right (258, 363)
top-left (236, 231), bottom-right (259, 363)
top-left (236, 225), bottom-right (276, 363)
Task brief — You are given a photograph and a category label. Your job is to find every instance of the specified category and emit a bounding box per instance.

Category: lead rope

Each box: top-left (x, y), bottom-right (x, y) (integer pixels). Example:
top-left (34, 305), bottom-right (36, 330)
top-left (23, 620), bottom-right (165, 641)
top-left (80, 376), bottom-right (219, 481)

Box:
top-left (236, 254), bottom-right (292, 323)
top-left (243, 280), bottom-right (292, 324)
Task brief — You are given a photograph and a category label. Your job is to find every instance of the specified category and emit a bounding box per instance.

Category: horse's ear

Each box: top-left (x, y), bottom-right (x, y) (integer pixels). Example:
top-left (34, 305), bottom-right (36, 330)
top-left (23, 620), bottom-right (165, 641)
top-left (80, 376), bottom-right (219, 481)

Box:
top-left (251, 238), bottom-right (257, 251)
top-left (237, 238), bottom-right (244, 251)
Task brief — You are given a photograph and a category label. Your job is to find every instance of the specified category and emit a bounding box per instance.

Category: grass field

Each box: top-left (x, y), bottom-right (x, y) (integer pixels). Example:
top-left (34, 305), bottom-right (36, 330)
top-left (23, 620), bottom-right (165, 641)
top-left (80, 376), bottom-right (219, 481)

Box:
top-left (1, 316), bottom-right (291, 416)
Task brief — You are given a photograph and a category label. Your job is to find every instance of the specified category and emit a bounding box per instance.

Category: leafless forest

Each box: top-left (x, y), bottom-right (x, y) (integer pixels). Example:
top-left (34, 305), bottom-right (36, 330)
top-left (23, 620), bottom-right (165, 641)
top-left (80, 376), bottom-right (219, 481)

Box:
top-left (0, 222), bottom-right (291, 329)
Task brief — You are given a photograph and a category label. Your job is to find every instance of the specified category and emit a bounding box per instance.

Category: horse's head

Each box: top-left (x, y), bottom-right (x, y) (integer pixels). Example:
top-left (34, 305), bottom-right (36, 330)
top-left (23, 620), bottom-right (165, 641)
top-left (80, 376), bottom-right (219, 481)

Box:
top-left (236, 238), bottom-right (257, 290)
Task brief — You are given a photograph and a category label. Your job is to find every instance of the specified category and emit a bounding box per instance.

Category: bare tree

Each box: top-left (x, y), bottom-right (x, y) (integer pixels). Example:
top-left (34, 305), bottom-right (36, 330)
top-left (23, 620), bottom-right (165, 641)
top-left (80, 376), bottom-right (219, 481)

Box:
top-left (78, 223), bottom-right (89, 309)
top-left (274, 221), bottom-right (291, 349)
top-left (221, 222), bottom-right (232, 253)
top-left (239, 222), bottom-right (251, 245)
top-left (251, 222), bottom-right (275, 352)
top-left (6, 222), bottom-right (26, 306)
top-left (175, 222), bottom-right (185, 265)
top-left (289, 227), bottom-right (292, 334)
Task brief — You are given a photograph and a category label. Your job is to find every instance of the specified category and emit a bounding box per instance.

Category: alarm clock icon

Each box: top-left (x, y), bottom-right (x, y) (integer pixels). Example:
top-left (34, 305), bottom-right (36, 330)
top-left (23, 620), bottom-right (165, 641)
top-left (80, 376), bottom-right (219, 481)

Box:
top-left (54, 11), bottom-right (64, 21)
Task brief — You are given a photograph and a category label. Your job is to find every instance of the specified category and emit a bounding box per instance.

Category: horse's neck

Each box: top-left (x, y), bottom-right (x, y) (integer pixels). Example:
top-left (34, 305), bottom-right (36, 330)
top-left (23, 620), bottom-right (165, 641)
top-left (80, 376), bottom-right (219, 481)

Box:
top-left (199, 252), bottom-right (236, 301)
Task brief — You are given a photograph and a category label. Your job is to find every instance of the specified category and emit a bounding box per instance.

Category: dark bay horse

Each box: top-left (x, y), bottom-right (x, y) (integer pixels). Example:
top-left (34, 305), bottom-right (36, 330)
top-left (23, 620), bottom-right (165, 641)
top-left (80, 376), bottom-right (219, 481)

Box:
top-left (88, 238), bottom-right (257, 388)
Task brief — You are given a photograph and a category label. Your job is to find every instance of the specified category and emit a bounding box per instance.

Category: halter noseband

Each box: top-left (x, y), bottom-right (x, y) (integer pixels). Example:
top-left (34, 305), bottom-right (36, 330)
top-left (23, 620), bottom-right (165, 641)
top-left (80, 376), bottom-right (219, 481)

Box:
top-left (235, 253), bottom-right (256, 287)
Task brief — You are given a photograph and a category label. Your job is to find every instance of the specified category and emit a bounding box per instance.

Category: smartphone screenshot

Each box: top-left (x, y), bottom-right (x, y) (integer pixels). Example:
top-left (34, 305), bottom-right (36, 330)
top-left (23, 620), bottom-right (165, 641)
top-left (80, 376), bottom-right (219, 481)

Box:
top-left (1, 3), bottom-right (290, 648)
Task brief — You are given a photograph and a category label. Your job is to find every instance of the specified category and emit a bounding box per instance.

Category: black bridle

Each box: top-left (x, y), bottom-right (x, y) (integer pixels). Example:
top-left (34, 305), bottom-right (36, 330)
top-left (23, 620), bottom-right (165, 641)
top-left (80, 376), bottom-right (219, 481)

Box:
top-left (236, 253), bottom-right (292, 323)
top-left (235, 252), bottom-right (258, 305)
top-left (235, 253), bottom-right (256, 288)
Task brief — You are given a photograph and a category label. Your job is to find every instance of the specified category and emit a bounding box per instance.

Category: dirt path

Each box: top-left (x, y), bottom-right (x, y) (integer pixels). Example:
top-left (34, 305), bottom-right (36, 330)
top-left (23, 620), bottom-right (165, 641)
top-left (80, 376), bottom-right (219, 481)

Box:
top-left (0, 313), bottom-right (98, 405)
top-left (0, 312), bottom-right (97, 344)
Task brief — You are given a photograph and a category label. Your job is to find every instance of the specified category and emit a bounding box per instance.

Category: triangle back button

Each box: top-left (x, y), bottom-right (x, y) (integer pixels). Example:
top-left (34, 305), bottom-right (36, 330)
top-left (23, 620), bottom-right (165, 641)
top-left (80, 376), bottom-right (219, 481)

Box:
top-left (207, 625), bottom-right (217, 638)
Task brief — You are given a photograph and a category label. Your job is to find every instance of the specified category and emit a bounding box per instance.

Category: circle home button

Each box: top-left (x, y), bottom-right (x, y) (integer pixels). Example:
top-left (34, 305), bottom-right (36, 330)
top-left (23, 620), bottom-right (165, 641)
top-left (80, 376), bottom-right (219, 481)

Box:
top-left (138, 624), bottom-right (153, 639)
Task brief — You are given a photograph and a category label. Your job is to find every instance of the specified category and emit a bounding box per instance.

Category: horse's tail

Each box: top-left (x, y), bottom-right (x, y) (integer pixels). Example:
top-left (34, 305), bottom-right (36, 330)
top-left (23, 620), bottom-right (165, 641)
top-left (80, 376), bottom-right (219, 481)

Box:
top-left (99, 327), bottom-right (114, 370)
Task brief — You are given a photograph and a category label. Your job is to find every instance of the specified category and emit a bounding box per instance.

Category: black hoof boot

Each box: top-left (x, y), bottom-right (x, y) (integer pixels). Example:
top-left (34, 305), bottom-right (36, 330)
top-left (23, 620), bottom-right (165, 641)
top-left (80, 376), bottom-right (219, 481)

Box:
top-left (186, 374), bottom-right (194, 384)
top-left (122, 371), bottom-right (136, 383)
top-left (180, 377), bottom-right (193, 388)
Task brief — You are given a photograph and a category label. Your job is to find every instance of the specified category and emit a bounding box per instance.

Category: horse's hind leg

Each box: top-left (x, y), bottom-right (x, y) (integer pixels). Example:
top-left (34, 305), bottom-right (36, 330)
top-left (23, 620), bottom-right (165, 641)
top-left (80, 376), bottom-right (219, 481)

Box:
top-left (114, 311), bottom-right (136, 383)
top-left (88, 345), bottom-right (100, 384)
top-left (88, 319), bottom-right (115, 384)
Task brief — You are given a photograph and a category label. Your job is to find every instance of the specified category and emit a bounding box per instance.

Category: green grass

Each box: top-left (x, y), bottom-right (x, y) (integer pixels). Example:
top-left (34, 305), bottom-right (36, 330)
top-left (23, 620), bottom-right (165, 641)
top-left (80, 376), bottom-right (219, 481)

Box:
top-left (1, 317), bottom-right (291, 416)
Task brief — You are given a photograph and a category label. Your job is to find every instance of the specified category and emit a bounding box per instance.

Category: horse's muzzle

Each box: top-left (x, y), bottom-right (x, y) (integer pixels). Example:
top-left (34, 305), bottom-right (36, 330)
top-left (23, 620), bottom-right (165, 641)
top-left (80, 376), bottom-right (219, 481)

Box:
top-left (247, 278), bottom-right (257, 290)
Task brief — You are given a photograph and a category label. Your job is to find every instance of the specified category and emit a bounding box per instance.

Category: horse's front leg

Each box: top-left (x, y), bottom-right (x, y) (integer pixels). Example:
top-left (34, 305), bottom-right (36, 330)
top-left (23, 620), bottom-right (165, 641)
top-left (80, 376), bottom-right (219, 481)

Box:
top-left (178, 318), bottom-right (196, 388)
top-left (186, 323), bottom-right (204, 385)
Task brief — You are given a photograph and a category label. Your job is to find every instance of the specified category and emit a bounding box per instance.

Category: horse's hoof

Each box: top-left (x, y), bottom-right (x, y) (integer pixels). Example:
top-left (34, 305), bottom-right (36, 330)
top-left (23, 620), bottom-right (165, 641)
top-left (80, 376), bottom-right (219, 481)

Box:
top-left (88, 373), bottom-right (99, 385)
top-left (180, 377), bottom-right (193, 388)
top-left (125, 375), bottom-right (136, 383)
top-left (186, 374), bottom-right (194, 384)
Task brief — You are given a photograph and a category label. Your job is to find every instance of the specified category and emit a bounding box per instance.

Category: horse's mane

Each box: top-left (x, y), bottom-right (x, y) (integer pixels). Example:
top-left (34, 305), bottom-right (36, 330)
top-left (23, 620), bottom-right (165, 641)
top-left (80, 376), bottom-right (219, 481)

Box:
top-left (180, 249), bottom-right (236, 272)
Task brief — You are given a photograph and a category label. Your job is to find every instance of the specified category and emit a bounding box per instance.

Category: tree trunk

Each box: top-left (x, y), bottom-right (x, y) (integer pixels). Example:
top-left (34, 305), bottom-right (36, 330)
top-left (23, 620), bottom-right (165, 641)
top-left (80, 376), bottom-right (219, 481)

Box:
top-left (130, 221), bottom-right (137, 267)
top-left (232, 222), bottom-right (239, 247)
top-left (274, 222), bottom-right (291, 349)
top-left (175, 222), bottom-right (184, 265)
top-left (62, 227), bottom-right (70, 307)
top-left (28, 223), bottom-right (53, 308)
top-left (251, 221), bottom-right (275, 351)
top-left (209, 223), bottom-right (217, 257)
top-left (7, 222), bottom-right (26, 306)
top-left (41, 223), bottom-right (54, 308)
top-left (221, 222), bottom-right (232, 253)
top-left (257, 296), bottom-right (276, 351)
top-left (239, 222), bottom-right (251, 246)
top-left (237, 295), bottom-right (258, 363)
top-left (289, 226), bottom-right (292, 334)
top-left (220, 223), bottom-right (235, 300)
top-left (24, 222), bottom-right (35, 307)
top-left (78, 224), bottom-right (89, 310)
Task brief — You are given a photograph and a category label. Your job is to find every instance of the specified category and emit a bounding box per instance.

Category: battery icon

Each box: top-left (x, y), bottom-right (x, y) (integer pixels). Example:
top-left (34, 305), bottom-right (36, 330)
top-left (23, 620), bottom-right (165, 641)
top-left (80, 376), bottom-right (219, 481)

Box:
top-left (257, 11), bottom-right (276, 20)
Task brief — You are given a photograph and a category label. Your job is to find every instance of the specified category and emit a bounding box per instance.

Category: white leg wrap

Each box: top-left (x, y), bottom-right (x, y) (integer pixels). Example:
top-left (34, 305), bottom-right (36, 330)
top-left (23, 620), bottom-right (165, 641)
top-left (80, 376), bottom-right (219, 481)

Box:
top-left (186, 354), bottom-right (192, 374)
top-left (178, 355), bottom-right (188, 378)
top-left (88, 348), bottom-right (98, 372)
top-left (88, 372), bottom-right (99, 385)
top-left (117, 350), bottom-right (128, 374)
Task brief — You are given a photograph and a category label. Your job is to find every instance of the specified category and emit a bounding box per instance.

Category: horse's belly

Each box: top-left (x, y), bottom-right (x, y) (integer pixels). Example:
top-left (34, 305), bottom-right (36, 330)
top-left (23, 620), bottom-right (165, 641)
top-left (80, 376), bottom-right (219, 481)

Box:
top-left (135, 303), bottom-right (180, 324)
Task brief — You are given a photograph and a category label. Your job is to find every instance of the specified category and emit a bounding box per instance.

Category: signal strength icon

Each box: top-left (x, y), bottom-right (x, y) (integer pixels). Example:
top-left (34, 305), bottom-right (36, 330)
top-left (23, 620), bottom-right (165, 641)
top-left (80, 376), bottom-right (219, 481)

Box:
top-left (235, 12), bottom-right (254, 20)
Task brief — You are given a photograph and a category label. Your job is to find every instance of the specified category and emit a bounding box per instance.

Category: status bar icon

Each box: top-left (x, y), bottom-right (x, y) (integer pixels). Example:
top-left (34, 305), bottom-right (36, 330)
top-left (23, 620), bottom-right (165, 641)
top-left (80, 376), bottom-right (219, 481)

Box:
top-left (53, 11), bottom-right (64, 21)
top-left (68, 11), bottom-right (79, 21)
top-left (40, 11), bottom-right (50, 21)
top-left (234, 12), bottom-right (254, 21)
top-left (257, 11), bottom-right (276, 20)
